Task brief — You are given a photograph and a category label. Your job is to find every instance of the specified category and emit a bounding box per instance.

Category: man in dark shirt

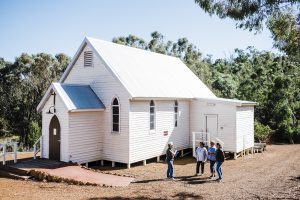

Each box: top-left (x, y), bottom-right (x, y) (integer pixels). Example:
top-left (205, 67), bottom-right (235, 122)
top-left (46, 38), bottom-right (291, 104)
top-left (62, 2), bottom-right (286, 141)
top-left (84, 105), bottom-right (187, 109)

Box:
top-left (166, 141), bottom-right (177, 180)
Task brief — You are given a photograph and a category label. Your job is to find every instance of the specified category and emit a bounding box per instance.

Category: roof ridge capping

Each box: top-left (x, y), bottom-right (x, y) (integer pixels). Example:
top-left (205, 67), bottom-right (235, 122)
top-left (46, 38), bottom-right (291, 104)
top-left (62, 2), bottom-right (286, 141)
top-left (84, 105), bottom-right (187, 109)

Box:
top-left (85, 36), bottom-right (182, 61)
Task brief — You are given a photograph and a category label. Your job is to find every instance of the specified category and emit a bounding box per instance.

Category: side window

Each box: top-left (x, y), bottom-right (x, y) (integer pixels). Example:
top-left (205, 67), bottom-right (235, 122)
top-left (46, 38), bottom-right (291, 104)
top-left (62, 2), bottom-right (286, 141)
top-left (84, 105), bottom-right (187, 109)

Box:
top-left (150, 100), bottom-right (155, 130)
top-left (112, 98), bottom-right (120, 132)
top-left (84, 51), bottom-right (93, 67)
top-left (174, 100), bottom-right (178, 127)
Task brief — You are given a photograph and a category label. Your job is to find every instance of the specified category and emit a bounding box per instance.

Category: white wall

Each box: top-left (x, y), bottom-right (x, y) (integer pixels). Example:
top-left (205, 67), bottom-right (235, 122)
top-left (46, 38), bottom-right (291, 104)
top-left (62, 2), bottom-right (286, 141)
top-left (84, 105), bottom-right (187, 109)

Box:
top-left (41, 94), bottom-right (69, 162)
top-left (63, 44), bottom-right (131, 163)
top-left (129, 100), bottom-right (190, 163)
top-left (190, 100), bottom-right (237, 152)
top-left (68, 111), bottom-right (103, 163)
top-left (236, 106), bottom-right (254, 152)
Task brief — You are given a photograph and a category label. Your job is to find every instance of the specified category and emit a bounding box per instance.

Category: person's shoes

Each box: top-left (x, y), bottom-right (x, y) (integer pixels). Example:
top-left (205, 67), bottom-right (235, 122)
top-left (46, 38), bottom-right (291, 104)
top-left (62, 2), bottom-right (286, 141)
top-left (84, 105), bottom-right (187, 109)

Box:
top-left (195, 173), bottom-right (200, 176)
top-left (217, 178), bottom-right (223, 183)
top-left (170, 177), bottom-right (175, 181)
top-left (200, 173), bottom-right (203, 176)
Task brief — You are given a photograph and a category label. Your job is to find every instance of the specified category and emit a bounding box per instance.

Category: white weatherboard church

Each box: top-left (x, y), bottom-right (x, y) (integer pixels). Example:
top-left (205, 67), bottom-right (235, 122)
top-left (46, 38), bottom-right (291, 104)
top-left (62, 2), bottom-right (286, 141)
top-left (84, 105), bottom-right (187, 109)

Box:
top-left (37, 37), bottom-right (256, 168)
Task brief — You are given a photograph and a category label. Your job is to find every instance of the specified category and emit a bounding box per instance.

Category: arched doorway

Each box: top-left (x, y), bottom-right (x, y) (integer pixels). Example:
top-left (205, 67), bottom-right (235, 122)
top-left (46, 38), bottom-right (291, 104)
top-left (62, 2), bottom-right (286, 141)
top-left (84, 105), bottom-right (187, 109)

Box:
top-left (49, 115), bottom-right (61, 160)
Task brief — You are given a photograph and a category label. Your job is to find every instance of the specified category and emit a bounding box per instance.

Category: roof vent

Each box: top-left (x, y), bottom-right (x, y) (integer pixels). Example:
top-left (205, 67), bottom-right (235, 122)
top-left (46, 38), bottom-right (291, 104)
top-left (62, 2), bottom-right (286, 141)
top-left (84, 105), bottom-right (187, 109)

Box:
top-left (84, 51), bottom-right (93, 67)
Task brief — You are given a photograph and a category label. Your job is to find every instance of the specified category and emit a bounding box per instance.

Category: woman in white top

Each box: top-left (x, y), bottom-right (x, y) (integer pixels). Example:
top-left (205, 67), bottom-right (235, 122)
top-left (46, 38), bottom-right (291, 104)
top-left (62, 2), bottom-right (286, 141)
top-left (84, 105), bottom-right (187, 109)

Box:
top-left (195, 142), bottom-right (208, 176)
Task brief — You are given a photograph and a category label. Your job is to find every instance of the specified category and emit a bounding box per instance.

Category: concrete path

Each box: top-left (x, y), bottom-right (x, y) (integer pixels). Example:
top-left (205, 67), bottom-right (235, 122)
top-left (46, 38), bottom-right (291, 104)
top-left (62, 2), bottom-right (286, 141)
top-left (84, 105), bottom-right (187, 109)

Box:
top-left (38, 165), bottom-right (134, 187)
top-left (3, 158), bottom-right (134, 187)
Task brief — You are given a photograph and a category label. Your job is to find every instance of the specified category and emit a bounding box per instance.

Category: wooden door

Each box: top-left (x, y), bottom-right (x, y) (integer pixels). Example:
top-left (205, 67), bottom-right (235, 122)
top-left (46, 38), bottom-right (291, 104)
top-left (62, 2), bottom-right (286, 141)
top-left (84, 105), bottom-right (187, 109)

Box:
top-left (49, 115), bottom-right (61, 160)
top-left (205, 115), bottom-right (218, 137)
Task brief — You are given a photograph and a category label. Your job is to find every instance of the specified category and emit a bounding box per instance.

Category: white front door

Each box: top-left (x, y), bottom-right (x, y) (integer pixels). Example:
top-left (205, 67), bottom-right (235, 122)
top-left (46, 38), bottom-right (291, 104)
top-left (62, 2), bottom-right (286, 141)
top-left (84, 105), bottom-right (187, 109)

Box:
top-left (205, 115), bottom-right (218, 137)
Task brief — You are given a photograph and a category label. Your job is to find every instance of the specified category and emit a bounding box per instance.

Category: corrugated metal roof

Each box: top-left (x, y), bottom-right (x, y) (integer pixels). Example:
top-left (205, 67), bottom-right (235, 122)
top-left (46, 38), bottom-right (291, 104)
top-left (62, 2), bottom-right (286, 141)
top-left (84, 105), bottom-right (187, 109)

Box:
top-left (59, 84), bottom-right (105, 110)
top-left (36, 83), bottom-right (105, 112)
top-left (85, 37), bottom-right (216, 99)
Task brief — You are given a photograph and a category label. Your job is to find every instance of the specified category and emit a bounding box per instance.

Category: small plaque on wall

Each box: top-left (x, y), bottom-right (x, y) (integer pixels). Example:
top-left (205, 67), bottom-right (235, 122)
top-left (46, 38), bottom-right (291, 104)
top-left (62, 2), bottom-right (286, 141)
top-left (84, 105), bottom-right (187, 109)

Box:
top-left (163, 131), bottom-right (168, 136)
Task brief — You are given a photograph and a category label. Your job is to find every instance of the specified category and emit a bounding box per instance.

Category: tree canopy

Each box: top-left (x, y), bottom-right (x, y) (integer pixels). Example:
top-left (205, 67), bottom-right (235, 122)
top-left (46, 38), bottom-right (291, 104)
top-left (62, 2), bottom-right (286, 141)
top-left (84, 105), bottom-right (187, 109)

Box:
top-left (0, 53), bottom-right (69, 145)
top-left (0, 32), bottom-right (299, 146)
top-left (194, 0), bottom-right (300, 56)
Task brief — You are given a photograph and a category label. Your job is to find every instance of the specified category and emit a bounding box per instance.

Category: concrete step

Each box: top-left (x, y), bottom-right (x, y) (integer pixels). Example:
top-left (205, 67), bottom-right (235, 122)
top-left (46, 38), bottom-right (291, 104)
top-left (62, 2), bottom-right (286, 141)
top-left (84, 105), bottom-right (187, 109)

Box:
top-left (0, 164), bottom-right (28, 176)
top-left (0, 170), bottom-right (31, 180)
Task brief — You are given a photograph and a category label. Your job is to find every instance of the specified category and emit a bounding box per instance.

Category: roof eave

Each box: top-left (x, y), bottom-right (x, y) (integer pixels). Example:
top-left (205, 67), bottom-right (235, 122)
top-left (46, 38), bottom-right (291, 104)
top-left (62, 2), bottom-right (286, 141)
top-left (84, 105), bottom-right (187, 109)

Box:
top-left (240, 102), bottom-right (258, 106)
top-left (195, 97), bottom-right (257, 106)
top-left (36, 86), bottom-right (53, 112)
top-left (59, 39), bottom-right (88, 83)
top-left (131, 97), bottom-right (194, 101)
top-left (69, 108), bottom-right (105, 112)
top-left (36, 83), bottom-right (75, 113)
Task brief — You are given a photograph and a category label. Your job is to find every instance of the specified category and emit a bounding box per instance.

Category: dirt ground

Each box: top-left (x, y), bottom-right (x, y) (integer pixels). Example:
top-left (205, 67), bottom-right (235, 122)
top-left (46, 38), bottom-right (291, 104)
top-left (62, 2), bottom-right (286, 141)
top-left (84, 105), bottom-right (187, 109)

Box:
top-left (0, 145), bottom-right (299, 200)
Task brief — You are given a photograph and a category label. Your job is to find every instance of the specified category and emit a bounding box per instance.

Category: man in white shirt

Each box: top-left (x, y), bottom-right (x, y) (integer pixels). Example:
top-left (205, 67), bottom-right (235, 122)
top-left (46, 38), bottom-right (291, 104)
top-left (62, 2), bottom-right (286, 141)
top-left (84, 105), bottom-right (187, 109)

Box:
top-left (195, 142), bottom-right (208, 176)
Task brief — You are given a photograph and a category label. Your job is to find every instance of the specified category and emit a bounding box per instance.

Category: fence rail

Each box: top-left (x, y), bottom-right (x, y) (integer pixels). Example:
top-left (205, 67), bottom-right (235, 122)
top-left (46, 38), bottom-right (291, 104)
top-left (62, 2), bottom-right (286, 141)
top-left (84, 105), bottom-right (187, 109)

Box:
top-left (0, 142), bottom-right (18, 165)
top-left (34, 136), bottom-right (42, 159)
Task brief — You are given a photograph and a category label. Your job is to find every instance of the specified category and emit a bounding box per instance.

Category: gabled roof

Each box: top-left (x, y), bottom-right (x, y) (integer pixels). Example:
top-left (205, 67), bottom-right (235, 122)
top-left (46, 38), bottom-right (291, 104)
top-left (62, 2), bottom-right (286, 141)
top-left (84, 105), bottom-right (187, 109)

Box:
top-left (60, 37), bottom-right (216, 99)
top-left (196, 97), bottom-right (257, 106)
top-left (37, 83), bottom-right (105, 112)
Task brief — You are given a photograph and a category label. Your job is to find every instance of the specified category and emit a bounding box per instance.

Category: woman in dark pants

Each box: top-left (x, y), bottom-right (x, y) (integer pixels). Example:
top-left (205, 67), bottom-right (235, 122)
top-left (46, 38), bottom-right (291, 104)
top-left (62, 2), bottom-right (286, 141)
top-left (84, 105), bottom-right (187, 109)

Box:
top-left (208, 141), bottom-right (217, 178)
top-left (215, 143), bottom-right (225, 182)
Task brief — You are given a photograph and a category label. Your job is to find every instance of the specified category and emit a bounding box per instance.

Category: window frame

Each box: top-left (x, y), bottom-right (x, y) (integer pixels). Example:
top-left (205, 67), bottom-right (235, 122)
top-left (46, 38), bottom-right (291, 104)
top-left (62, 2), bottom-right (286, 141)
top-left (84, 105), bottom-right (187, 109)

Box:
top-left (174, 100), bottom-right (179, 128)
top-left (149, 100), bottom-right (156, 133)
top-left (111, 97), bottom-right (120, 133)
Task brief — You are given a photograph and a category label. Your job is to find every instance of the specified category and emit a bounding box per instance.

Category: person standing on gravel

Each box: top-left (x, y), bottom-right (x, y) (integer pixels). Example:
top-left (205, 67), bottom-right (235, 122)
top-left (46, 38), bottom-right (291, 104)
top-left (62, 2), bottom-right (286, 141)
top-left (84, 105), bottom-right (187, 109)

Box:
top-left (166, 141), bottom-right (177, 180)
top-left (216, 143), bottom-right (225, 183)
top-left (208, 141), bottom-right (217, 179)
top-left (195, 142), bottom-right (208, 176)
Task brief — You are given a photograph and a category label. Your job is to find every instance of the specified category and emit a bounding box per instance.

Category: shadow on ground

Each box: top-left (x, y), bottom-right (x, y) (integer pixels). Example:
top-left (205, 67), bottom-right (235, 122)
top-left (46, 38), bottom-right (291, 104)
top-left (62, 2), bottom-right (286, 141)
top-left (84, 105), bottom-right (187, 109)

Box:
top-left (89, 154), bottom-right (196, 172)
top-left (290, 175), bottom-right (300, 182)
top-left (88, 192), bottom-right (203, 200)
top-left (132, 175), bottom-right (216, 185)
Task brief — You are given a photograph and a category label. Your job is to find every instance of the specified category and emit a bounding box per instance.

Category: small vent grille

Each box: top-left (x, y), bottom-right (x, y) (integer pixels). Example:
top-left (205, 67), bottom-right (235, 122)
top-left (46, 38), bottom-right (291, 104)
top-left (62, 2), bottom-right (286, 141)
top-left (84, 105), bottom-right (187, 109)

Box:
top-left (84, 51), bottom-right (93, 67)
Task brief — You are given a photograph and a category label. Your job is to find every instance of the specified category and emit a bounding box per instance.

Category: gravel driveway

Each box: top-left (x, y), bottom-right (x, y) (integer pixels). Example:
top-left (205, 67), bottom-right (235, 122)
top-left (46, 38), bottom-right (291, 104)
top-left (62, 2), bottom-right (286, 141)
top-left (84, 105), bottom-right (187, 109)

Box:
top-left (0, 145), bottom-right (299, 199)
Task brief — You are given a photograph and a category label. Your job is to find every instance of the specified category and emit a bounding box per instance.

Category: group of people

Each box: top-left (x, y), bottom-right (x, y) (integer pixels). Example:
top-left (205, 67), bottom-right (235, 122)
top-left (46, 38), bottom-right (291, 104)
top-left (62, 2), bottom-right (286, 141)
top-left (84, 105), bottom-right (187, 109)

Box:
top-left (166, 141), bottom-right (225, 182)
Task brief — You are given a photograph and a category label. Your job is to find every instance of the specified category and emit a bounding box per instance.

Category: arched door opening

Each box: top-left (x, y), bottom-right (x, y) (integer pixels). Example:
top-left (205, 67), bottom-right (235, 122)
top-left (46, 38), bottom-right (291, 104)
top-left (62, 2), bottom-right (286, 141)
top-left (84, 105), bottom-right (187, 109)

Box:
top-left (49, 115), bottom-right (61, 160)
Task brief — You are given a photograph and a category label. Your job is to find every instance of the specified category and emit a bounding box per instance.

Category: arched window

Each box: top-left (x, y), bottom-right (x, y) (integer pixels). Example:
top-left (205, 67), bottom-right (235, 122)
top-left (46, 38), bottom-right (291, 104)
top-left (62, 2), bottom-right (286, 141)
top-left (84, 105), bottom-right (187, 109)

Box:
top-left (174, 100), bottom-right (178, 127)
top-left (112, 98), bottom-right (120, 132)
top-left (150, 100), bottom-right (155, 130)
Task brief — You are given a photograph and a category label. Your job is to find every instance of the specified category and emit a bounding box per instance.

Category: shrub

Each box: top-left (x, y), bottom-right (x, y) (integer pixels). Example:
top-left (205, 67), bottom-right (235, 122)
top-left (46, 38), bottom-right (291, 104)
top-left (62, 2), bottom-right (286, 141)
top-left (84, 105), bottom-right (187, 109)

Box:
top-left (0, 118), bottom-right (10, 137)
top-left (254, 121), bottom-right (273, 142)
top-left (27, 121), bottom-right (41, 147)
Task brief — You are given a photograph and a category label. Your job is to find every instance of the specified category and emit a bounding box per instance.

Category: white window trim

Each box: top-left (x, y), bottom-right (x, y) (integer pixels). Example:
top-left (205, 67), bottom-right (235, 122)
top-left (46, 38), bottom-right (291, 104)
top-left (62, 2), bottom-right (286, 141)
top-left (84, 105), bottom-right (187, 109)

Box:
top-left (111, 97), bottom-right (120, 134)
top-left (149, 100), bottom-right (156, 134)
top-left (174, 100), bottom-right (179, 128)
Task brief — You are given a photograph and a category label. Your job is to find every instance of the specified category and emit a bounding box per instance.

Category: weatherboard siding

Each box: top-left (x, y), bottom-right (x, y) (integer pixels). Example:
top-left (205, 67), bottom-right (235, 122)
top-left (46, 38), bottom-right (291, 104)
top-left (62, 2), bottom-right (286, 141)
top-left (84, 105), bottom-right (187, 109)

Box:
top-left (63, 44), bottom-right (131, 163)
top-left (190, 100), bottom-right (237, 152)
top-left (42, 95), bottom-right (69, 162)
top-left (236, 106), bottom-right (254, 152)
top-left (129, 100), bottom-right (190, 163)
top-left (68, 112), bottom-right (102, 163)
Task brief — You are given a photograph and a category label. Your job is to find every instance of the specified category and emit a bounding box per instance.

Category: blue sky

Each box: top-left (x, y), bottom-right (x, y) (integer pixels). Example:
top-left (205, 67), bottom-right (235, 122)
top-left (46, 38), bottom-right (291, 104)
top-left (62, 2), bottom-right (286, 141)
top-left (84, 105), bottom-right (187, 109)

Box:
top-left (0, 0), bottom-right (277, 62)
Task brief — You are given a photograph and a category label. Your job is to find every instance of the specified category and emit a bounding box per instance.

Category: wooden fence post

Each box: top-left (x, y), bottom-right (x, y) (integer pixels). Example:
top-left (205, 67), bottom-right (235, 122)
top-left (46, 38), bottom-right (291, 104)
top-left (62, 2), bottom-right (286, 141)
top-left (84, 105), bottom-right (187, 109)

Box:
top-left (3, 145), bottom-right (6, 165)
top-left (14, 142), bottom-right (17, 163)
